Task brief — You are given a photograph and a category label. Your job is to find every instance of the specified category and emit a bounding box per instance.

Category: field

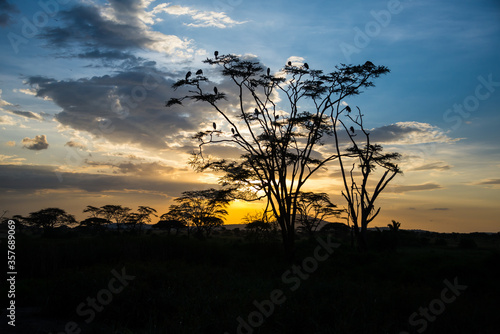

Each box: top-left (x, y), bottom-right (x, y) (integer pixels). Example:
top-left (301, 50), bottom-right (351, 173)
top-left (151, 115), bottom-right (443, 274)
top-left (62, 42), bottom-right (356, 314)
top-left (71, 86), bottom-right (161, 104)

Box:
top-left (2, 228), bottom-right (500, 334)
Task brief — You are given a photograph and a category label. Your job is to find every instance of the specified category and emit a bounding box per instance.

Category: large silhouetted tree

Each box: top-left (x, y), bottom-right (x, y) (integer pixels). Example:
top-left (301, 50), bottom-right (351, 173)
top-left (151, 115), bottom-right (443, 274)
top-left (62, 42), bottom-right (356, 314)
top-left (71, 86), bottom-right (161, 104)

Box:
top-left (26, 208), bottom-right (76, 232)
top-left (332, 106), bottom-right (401, 251)
top-left (100, 205), bottom-right (131, 231)
top-left (165, 189), bottom-right (230, 238)
top-left (296, 192), bottom-right (343, 237)
top-left (167, 52), bottom-right (389, 259)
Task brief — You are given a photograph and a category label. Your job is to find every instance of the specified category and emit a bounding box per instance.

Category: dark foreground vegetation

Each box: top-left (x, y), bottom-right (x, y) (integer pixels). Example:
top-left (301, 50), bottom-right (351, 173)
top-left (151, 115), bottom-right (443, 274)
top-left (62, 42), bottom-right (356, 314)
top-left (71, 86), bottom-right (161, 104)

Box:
top-left (1, 227), bottom-right (500, 334)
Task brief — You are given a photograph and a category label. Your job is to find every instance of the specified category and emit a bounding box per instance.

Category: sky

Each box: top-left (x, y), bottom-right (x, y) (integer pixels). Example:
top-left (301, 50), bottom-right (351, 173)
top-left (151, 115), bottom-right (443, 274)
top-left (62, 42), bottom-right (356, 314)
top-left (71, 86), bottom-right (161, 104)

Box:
top-left (0, 0), bottom-right (499, 232)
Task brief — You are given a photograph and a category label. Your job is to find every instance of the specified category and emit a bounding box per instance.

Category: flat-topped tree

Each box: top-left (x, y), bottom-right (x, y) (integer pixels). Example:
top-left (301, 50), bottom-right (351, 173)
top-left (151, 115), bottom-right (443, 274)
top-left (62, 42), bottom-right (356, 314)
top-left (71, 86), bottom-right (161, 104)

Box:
top-left (167, 52), bottom-right (389, 260)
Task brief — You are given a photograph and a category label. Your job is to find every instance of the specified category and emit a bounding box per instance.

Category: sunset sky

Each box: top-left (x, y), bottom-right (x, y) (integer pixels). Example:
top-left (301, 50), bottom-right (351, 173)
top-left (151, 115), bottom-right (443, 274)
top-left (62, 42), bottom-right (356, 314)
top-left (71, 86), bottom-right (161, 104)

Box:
top-left (1, 0), bottom-right (499, 232)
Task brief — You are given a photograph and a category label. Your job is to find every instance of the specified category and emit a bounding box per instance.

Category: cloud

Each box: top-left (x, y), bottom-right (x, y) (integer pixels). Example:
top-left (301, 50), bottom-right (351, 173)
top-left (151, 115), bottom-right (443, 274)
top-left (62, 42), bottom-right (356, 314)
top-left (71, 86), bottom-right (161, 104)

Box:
top-left (0, 0), bottom-right (19, 27)
top-left (0, 115), bottom-right (16, 125)
top-left (0, 164), bottom-right (203, 197)
top-left (38, 1), bottom-right (193, 57)
top-left (473, 179), bottom-right (500, 187)
top-left (152, 3), bottom-right (246, 28)
top-left (25, 66), bottom-right (204, 150)
top-left (65, 141), bottom-right (87, 150)
top-left (8, 110), bottom-right (44, 120)
top-left (429, 208), bottom-right (449, 211)
top-left (388, 182), bottom-right (442, 193)
top-left (22, 135), bottom-right (49, 150)
top-left (5, 141), bottom-right (16, 147)
top-left (411, 162), bottom-right (452, 171)
top-left (370, 122), bottom-right (458, 145)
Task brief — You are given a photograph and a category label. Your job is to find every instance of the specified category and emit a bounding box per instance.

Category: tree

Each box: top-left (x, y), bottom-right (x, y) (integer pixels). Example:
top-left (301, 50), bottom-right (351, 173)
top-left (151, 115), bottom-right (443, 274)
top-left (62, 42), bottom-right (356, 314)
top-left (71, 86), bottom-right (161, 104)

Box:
top-left (25, 208), bottom-right (76, 232)
top-left (165, 188), bottom-right (230, 238)
top-left (153, 218), bottom-right (186, 235)
top-left (99, 205), bottom-right (131, 231)
top-left (79, 217), bottom-right (109, 233)
top-left (167, 52), bottom-right (388, 259)
top-left (332, 106), bottom-right (402, 251)
top-left (136, 206), bottom-right (157, 232)
top-left (243, 211), bottom-right (277, 241)
top-left (296, 192), bottom-right (343, 237)
top-left (83, 205), bottom-right (102, 218)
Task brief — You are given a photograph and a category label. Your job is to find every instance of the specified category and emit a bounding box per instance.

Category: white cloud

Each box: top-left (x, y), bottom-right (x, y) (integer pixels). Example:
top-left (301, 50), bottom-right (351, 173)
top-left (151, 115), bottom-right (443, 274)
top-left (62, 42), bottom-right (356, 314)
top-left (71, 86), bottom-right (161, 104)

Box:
top-left (153, 3), bottom-right (247, 28)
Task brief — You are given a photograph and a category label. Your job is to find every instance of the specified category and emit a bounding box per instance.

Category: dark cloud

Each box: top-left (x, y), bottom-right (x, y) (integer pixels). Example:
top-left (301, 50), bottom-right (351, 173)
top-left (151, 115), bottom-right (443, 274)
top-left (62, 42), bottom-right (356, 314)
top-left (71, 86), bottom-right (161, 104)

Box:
top-left (411, 162), bottom-right (452, 171)
top-left (22, 135), bottom-right (49, 150)
top-left (0, 0), bottom-right (19, 27)
top-left (388, 182), bottom-right (442, 193)
top-left (475, 179), bottom-right (500, 185)
top-left (37, 1), bottom-right (191, 58)
top-left (0, 164), bottom-right (203, 196)
top-left (9, 110), bottom-right (44, 120)
top-left (85, 159), bottom-right (183, 175)
top-left (369, 122), bottom-right (456, 144)
top-left (65, 141), bottom-right (87, 150)
top-left (25, 66), bottom-right (204, 149)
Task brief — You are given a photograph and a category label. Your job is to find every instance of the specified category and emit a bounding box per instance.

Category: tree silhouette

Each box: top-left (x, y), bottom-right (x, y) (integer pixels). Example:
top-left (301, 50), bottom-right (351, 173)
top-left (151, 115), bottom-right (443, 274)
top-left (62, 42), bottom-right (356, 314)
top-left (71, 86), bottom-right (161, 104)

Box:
top-left (167, 53), bottom-right (388, 259)
top-left (296, 192), bottom-right (343, 237)
top-left (100, 205), bottom-right (131, 231)
top-left (333, 106), bottom-right (402, 251)
top-left (154, 218), bottom-right (186, 235)
top-left (165, 189), bottom-right (230, 238)
top-left (25, 208), bottom-right (76, 232)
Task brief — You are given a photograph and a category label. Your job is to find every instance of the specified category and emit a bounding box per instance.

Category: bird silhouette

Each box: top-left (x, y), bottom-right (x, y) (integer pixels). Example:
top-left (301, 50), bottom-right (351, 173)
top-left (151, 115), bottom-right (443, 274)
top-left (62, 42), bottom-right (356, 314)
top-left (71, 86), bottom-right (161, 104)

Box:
top-left (185, 71), bottom-right (191, 80)
top-left (267, 68), bottom-right (270, 76)
top-left (350, 126), bottom-right (355, 134)
top-left (231, 128), bottom-right (235, 134)
top-left (304, 63), bottom-right (309, 69)
top-left (213, 122), bottom-right (217, 130)
top-left (196, 69), bottom-right (203, 75)
top-left (214, 51), bottom-right (219, 59)
top-left (288, 61), bottom-right (292, 66)
top-left (345, 105), bottom-right (351, 112)
top-left (254, 108), bottom-right (259, 115)
top-left (213, 87), bottom-right (218, 95)
top-left (365, 61), bottom-right (374, 67)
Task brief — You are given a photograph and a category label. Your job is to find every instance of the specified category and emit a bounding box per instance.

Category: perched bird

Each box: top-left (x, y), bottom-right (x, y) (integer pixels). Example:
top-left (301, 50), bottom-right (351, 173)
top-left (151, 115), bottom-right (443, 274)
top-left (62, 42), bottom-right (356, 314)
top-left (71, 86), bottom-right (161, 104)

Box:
top-left (214, 51), bottom-right (219, 59)
top-left (185, 71), bottom-right (191, 80)
top-left (267, 67), bottom-right (271, 76)
top-left (196, 69), bottom-right (203, 75)
top-left (214, 87), bottom-right (218, 95)
top-left (231, 128), bottom-right (235, 135)
top-left (304, 63), bottom-right (309, 69)
top-left (288, 61), bottom-right (292, 66)
top-left (254, 108), bottom-right (259, 115)
top-left (345, 105), bottom-right (351, 112)
top-left (350, 126), bottom-right (355, 134)
top-left (213, 122), bottom-right (217, 130)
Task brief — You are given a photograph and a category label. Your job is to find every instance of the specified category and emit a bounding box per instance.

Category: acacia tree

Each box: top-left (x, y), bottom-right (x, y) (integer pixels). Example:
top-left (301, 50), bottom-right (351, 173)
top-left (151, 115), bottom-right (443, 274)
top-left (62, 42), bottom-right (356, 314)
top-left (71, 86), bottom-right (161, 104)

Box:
top-left (332, 106), bottom-right (401, 251)
top-left (165, 189), bottom-right (230, 238)
top-left (296, 192), bottom-right (343, 237)
top-left (25, 208), bottom-right (76, 232)
top-left (167, 52), bottom-right (389, 259)
top-left (100, 205), bottom-right (131, 231)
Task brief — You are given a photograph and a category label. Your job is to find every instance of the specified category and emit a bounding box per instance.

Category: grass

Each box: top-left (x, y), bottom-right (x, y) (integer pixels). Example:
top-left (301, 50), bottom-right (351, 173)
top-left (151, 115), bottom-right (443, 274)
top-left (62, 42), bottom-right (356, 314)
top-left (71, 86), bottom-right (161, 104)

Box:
top-left (2, 230), bottom-right (500, 333)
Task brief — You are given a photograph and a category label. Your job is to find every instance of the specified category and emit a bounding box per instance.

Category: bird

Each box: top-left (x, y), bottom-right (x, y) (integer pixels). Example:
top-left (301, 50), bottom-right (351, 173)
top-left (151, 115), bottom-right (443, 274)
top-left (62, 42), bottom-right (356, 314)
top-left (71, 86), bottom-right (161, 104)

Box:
top-left (213, 122), bottom-right (217, 130)
top-left (267, 68), bottom-right (270, 76)
top-left (365, 61), bottom-right (374, 67)
top-left (196, 69), bottom-right (203, 75)
top-left (213, 87), bottom-right (218, 95)
top-left (214, 51), bottom-right (219, 59)
top-left (254, 108), bottom-right (259, 115)
top-left (231, 128), bottom-right (235, 135)
top-left (345, 105), bottom-right (351, 112)
top-left (350, 126), bottom-right (355, 134)
top-left (185, 71), bottom-right (191, 80)
top-left (304, 63), bottom-right (309, 69)
top-left (288, 61), bottom-right (292, 66)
